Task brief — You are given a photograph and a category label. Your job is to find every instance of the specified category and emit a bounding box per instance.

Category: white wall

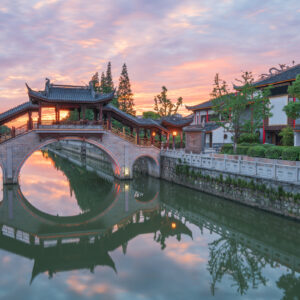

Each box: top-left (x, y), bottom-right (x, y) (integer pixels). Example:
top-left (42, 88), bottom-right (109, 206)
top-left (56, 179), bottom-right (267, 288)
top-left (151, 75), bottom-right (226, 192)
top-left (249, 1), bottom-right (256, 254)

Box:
top-left (212, 126), bottom-right (233, 144)
top-left (269, 95), bottom-right (288, 125)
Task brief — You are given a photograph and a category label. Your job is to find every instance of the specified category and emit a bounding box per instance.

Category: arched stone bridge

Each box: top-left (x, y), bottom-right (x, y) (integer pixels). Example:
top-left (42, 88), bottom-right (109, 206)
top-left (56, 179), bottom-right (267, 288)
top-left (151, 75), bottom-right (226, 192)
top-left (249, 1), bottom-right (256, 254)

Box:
top-left (0, 125), bottom-right (161, 184)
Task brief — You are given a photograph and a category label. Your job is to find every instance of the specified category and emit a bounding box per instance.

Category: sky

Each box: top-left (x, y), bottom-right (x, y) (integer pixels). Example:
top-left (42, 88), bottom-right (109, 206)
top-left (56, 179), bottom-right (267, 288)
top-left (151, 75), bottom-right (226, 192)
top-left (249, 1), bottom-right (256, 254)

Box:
top-left (0, 0), bottom-right (300, 115)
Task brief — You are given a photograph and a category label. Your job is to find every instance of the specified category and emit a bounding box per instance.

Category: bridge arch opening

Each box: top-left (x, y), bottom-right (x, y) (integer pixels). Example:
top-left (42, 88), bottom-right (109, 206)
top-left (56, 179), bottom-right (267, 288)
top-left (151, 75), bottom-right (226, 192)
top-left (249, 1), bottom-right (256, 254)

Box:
top-left (15, 137), bottom-right (122, 184)
top-left (132, 155), bottom-right (160, 178)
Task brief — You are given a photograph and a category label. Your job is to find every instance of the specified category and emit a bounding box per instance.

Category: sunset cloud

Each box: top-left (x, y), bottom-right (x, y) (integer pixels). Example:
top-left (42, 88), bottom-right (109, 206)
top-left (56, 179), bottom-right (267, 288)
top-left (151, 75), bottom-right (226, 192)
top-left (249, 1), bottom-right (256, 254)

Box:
top-left (0, 0), bottom-right (299, 115)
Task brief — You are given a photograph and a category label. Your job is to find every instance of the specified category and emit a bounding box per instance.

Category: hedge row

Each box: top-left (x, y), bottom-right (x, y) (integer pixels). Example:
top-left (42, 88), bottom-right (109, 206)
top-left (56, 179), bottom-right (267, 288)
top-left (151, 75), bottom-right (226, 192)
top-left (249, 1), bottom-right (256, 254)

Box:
top-left (221, 144), bottom-right (300, 161)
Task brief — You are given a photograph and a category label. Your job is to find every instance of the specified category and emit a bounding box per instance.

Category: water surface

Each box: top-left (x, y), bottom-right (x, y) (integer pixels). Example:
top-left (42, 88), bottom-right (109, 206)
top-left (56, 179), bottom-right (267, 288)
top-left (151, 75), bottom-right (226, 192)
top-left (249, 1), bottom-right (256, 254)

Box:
top-left (0, 149), bottom-right (299, 300)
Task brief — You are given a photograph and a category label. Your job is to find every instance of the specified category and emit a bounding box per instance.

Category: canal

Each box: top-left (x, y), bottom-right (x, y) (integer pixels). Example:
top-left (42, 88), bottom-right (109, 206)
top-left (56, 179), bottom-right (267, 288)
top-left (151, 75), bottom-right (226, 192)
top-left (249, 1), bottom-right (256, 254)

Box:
top-left (0, 148), bottom-right (299, 299)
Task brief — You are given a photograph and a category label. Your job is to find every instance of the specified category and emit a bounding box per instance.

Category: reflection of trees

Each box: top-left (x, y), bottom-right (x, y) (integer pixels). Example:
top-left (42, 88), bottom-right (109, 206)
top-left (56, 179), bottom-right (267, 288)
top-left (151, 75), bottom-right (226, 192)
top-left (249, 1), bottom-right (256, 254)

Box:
top-left (208, 236), bottom-right (267, 295)
top-left (277, 273), bottom-right (300, 300)
top-left (45, 150), bottom-right (113, 212)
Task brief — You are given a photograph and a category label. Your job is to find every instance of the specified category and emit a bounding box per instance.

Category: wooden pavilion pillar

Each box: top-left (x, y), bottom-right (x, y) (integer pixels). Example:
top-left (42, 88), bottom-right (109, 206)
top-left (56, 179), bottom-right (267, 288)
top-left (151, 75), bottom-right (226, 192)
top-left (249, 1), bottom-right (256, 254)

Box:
top-left (28, 111), bottom-right (33, 130)
top-left (172, 133), bottom-right (175, 149)
top-left (180, 131), bottom-right (183, 148)
top-left (81, 106), bottom-right (86, 121)
top-left (93, 108), bottom-right (98, 121)
top-left (55, 105), bottom-right (59, 123)
top-left (107, 112), bottom-right (111, 129)
top-left (136, 128), bottom-right (140, 145)
top-left (99, 104), bottom-right (103, 123)
top-left (167, 133), bottom-right (170, 149)
top-left (38, 103), bottom-right (42, 125)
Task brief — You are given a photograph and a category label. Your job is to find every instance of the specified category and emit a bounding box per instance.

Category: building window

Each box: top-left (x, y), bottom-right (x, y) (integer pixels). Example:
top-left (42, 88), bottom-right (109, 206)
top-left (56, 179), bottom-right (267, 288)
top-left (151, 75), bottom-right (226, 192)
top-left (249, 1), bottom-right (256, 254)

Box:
top-left (224, 134), bottom-right (228, 140)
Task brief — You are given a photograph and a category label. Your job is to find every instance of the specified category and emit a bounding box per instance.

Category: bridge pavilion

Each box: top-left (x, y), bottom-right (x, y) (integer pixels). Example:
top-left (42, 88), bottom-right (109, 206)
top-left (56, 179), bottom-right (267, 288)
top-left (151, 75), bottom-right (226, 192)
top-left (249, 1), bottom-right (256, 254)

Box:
top-left (0, 78), bottom-right (191, 148)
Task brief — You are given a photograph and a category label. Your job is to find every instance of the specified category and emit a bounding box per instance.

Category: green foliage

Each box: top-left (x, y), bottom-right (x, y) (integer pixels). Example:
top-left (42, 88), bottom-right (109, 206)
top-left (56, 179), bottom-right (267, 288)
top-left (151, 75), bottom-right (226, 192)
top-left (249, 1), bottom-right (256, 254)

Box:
top-left (288, 74), bottom-right (300, 98)
top-left (265, 146), bottom-right (283, 159)
top-left (143, 111), bottom-right (160, 119)
top-left (0, 125), bottom-right (11, 134)
top-left (279, 126), bottom-right (294, 146)
top-left (64, 108), bottom-right (94, 121)
top-left (247, 146), bottom-right (266, 157)
top-left (283, 102), bottom-right (300, 120)
top-left (283, 75), bottom-right (300, 119)
top-left (118, 63), bottom-right (135, 115)
top-left (282, 147), bottom-right (300, 161)
top-left (154, 86), bottom-right (183, 117)
top-left (236, 145), bottom-right (250, 155)
top-left (211, 72), bottom-right (271, 153)
top-left (221, 144), bottom-right (233, 154)
top-left (238, 133), bottom-right (259, 144)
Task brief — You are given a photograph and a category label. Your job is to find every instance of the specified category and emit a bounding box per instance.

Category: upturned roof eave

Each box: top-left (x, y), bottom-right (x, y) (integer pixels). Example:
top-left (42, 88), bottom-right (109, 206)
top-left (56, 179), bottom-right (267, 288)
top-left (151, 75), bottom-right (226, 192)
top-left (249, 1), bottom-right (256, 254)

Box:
top-left (28, 90), bottom-right (114, 104)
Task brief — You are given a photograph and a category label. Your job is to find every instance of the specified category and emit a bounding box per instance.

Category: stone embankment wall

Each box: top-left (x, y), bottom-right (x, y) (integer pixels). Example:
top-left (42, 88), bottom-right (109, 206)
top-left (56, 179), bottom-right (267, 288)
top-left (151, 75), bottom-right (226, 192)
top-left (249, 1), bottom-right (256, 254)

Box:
top-left (161, 154), bottom-right (300, 220)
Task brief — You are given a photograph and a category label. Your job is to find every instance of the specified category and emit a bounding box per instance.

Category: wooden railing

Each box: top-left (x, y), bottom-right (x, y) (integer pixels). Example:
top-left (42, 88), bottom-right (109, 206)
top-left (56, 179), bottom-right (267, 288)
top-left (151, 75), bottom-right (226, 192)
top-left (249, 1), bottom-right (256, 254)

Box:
top-left (103, 122), bottom-right (161, 148)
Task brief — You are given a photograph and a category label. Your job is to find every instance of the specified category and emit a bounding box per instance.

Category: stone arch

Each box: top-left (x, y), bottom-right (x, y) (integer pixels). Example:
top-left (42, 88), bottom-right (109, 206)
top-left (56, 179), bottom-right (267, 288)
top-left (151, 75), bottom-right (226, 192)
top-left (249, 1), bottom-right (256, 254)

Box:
top-left (132, 154), bottom-right (160, 178)
top-left (13, 136), bottom-right (122, 184)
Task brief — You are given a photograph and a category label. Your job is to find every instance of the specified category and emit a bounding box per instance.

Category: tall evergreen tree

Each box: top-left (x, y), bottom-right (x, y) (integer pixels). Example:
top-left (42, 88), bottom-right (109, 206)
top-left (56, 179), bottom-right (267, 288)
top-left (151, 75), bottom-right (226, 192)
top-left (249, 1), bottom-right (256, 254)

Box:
top-left (105, 61), bottom-right (114, 92)
top-left (99, 72), bottom-right (107, 93)
top-left (118, 63), bottom-right (135, 115)
top-left (90, 72), bottom-right (99, 89)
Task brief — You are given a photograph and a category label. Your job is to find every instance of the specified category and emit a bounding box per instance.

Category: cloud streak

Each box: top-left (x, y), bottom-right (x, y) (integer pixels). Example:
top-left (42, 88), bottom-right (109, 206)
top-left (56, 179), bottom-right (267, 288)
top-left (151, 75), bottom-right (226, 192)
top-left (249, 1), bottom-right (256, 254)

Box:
top-left (0, 0), bottom-right (299, 115)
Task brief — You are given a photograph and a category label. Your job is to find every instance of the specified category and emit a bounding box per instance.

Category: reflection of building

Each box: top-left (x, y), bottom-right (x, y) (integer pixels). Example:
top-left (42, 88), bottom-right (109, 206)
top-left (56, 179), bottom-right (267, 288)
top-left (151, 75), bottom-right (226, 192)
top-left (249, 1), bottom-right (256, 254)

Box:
top-left (161, 188), bottom-right (300, 274)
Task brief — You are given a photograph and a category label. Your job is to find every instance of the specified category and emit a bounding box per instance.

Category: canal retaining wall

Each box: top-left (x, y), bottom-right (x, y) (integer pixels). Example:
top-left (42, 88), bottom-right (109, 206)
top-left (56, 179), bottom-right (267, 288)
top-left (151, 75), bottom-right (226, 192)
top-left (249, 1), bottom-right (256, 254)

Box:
top-left (160, 151), bottom-right (300, 220)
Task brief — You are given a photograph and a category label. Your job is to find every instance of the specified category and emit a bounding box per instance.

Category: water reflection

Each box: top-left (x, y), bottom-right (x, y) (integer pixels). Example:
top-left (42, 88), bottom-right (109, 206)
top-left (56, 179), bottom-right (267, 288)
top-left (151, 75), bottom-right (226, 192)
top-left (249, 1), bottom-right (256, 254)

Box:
top-left (0, 149), bottom-right (299, 299)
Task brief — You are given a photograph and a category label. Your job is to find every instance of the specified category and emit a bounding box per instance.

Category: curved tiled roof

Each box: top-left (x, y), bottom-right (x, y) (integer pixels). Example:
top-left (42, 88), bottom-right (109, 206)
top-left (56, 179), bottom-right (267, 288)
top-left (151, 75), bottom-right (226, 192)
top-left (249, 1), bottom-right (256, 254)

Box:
top-left (0, 102), bottom-right (38, 123)
top-left (27, 80), bottom-right (115, 103)
top-left (161, 115), bottom-right (193, 127)
top-left (186, 100), bottom-right (213, 111)
top-left (252, 64), bottom-right (300, 87)
top-left (104, 104), bottom-right (168, 131)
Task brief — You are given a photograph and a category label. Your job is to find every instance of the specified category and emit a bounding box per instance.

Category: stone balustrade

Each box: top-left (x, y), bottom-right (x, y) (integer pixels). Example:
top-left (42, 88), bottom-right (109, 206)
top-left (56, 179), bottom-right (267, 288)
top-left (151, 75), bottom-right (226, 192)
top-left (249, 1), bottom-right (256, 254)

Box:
top-left (161, 149), bottom-right (300, 185)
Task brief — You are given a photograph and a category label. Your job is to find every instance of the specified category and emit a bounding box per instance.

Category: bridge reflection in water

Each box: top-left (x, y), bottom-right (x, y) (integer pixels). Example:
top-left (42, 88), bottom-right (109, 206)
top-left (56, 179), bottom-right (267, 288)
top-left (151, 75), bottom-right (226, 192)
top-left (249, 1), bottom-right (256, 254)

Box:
top-left (0, 150), bottom-right (300, 298)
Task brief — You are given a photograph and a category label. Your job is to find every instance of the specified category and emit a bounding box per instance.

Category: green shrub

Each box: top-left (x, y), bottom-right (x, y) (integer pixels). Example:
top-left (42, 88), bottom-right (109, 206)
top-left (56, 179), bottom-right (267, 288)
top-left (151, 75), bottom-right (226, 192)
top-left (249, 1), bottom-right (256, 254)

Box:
top-left (238, 133), bottom-right (259, 144)
top-left (279, 126), bottom-right (294, 146)
top-left (236, 145), bottom-right (249, 155)
top-left (265, 146), bottom-right (283, 159)
top-left (282, 147), bottom-right (300, 161)
top-left (221, 144), bottom-right (233, 154)
top-left (247, 146), bottom-right (266, 157)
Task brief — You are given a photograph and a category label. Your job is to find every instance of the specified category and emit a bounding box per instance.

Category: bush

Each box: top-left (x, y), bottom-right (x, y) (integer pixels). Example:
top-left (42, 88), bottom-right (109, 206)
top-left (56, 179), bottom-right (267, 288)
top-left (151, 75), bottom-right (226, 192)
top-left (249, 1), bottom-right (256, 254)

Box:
top-left (265, 146), bottom-right (283, 159)
top-left (236, 145), bottom-right (250, 155)
top-left (282, 147), bottom-right (300, 161)
top-left (247, 146), bottom-right (266, 157)
top-left (221, 144), bottom-right (233, 154)
top-left (238, 133), bottom-right (259, 144)
top-left (279, 126), bottom-right (294, 146)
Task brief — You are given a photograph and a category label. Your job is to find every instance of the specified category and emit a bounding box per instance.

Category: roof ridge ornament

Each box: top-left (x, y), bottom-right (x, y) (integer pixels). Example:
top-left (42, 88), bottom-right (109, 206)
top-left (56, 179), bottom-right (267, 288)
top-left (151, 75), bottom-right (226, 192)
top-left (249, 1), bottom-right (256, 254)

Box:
top-left (259, 62), bottom-right (295, 81)
top-left (89, 80), bottom-right (95, 98)
top-left (45, 78), bottom-right (50, 96)
top-left (25, 83), bottom-right (32, 92)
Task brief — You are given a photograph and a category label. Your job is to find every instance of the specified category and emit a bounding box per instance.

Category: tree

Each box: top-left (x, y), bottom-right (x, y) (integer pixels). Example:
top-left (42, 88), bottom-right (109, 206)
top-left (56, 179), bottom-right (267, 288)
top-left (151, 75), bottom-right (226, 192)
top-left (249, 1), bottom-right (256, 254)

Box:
top-left (0, 125), bottom-right (11, 135)
top-left (98, 63), bottom-right (118, 107)
top-left (105, 62), bottom-right (114, 92)
top-left (143, 111), bottom-right (160, 119)
top-left (117, 63), bottom-right (135, 115)
top-left (211, 72), bottom-right (271, 153)
top-left (279, 126), bottom-right (294, 146)
top-left (154, 86), bottom-right (183, 117)
top-left (283, 74), bottom-right (300, 119)
top-left (90, 72), bottom-right (99, 89)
